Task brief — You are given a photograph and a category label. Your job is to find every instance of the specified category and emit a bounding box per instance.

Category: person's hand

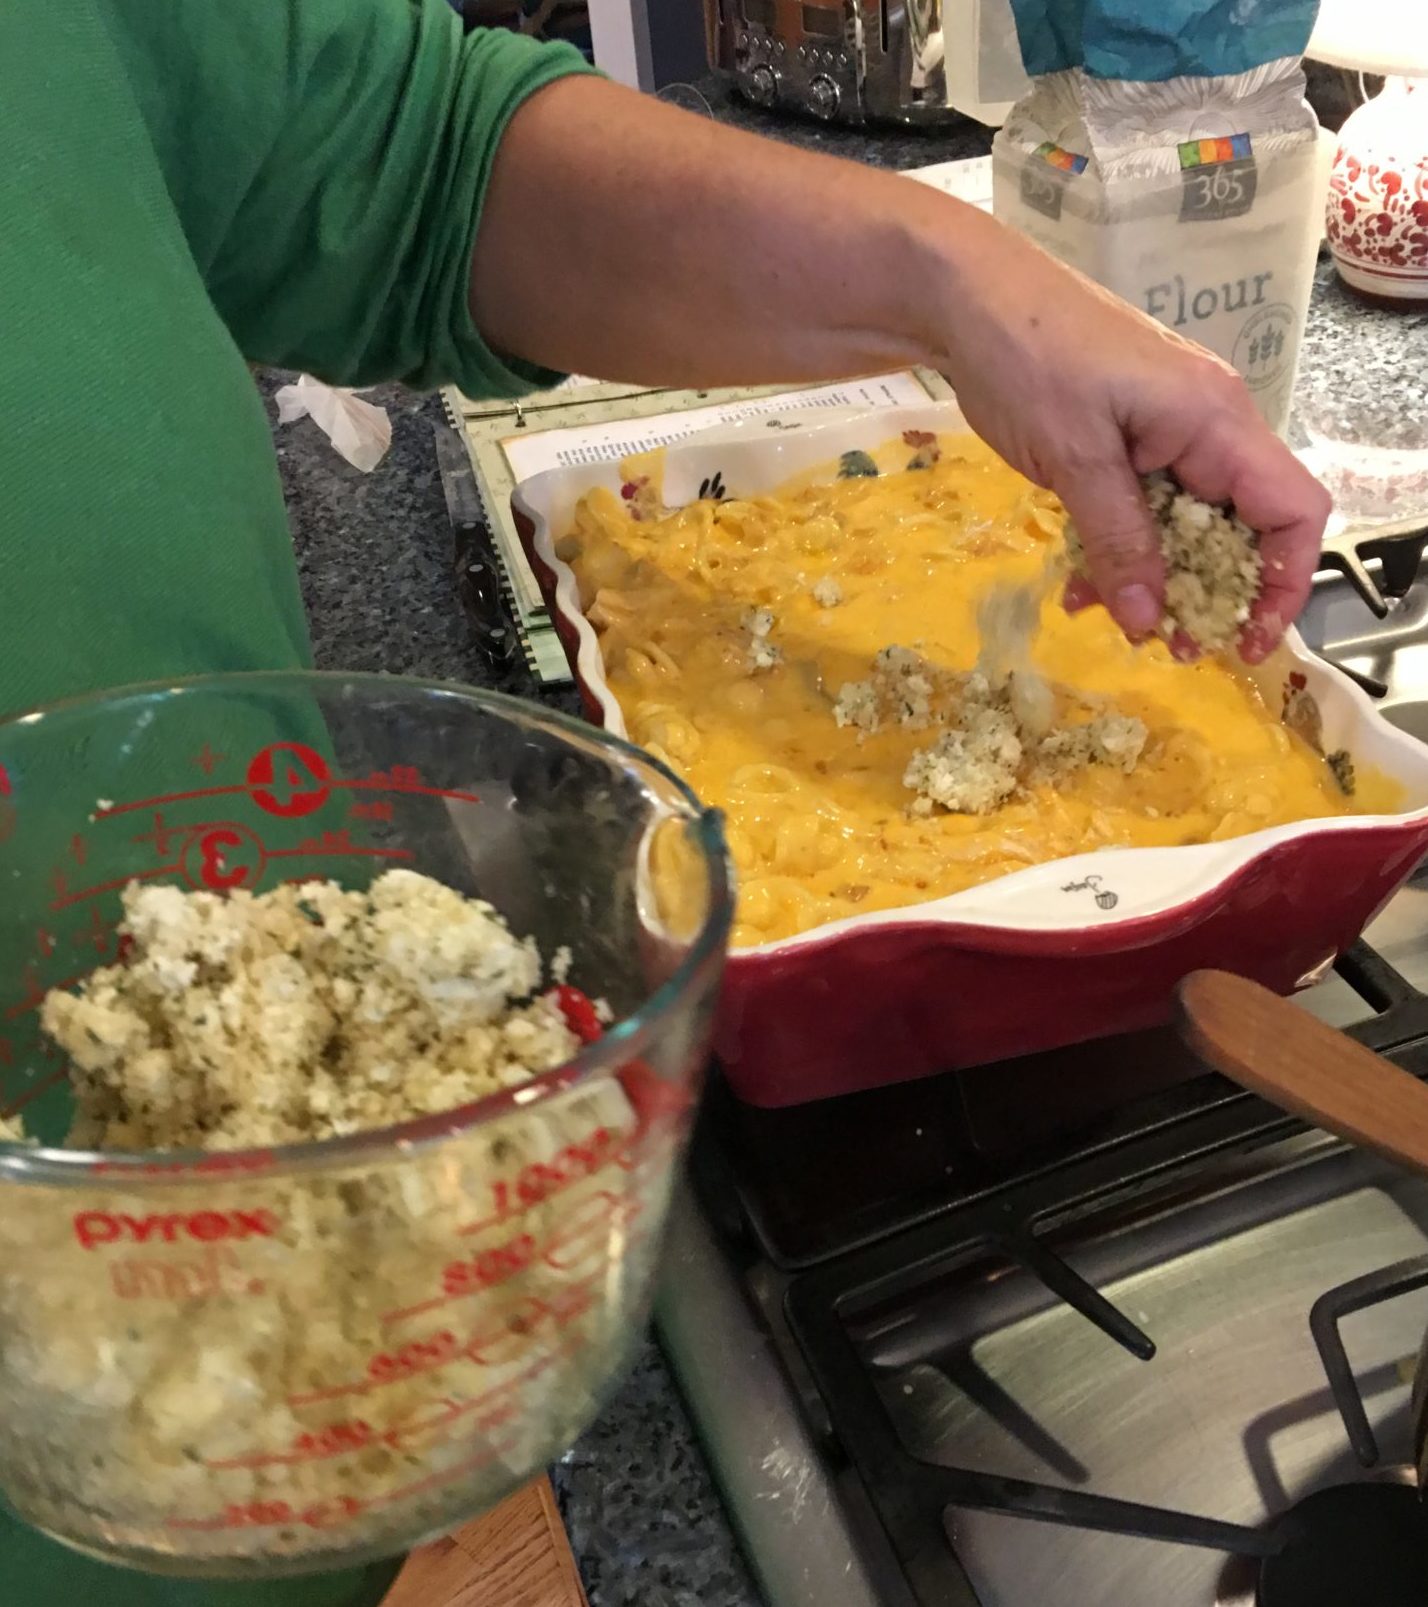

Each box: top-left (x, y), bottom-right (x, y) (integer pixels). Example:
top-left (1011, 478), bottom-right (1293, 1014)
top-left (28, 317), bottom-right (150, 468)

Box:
top-left (933, 215), bottom-right (1330, 661)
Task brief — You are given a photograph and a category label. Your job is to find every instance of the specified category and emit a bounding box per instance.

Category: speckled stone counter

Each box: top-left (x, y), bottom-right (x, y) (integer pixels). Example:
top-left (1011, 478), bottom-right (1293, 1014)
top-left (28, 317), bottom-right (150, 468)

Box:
top-left (262, 77), bottom-right (1428, 1607)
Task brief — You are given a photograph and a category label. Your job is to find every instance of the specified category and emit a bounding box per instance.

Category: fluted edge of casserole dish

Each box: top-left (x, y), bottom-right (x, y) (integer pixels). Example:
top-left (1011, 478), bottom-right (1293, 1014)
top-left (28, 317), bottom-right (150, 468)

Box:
top-left (513, 402), bottom-right (1428, 1107)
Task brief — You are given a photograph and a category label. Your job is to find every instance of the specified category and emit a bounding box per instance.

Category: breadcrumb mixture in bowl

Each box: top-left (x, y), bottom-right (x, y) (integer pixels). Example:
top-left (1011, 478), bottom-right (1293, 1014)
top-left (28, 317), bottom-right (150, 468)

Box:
top-left (45, 873), bottom-right (591, 1151)
top-left (0, 672), bottom-right (732, 1578)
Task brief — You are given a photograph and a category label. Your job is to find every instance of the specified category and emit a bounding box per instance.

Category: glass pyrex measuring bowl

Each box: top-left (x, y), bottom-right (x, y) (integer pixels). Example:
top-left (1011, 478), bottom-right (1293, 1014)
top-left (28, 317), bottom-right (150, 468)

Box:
top-left (0, 672), bottom-right (731, 1579)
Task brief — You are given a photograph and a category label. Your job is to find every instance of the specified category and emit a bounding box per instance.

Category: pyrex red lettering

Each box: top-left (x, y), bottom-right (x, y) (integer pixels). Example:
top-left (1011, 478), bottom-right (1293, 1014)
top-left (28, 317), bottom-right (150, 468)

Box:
top-left (232, 1207), bottom-right (278, 1240)
top-left (74, 1211), bottom-right (120, 1250)
top-left (123, 1212), bottom-right (181, 1244)
top-left (73, 1205), bottom-right (279, 1250)
top-left (186, 1211), bottom-right (229, 1242)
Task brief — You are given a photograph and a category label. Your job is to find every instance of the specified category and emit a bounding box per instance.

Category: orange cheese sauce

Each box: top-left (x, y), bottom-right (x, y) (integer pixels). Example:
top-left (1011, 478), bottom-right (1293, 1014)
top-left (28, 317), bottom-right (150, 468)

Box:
top-left (560, 432), bottom-right (1397, 949)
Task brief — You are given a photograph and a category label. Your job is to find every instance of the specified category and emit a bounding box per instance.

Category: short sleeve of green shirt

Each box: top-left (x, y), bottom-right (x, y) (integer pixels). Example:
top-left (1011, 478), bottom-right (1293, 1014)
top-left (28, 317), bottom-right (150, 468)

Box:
top-left (104, 0), bottom-right (597, 396)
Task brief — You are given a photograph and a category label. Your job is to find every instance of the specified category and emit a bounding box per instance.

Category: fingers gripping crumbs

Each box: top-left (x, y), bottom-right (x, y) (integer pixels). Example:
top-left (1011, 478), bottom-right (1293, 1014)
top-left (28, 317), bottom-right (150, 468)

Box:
top-left (1065, 472), bottom-right (1263, 657)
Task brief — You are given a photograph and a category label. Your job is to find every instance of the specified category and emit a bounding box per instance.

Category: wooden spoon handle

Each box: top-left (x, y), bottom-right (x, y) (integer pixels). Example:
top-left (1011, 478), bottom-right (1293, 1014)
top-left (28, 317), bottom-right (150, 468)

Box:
top-left (381, 1478), bottom-right (588, 1607)
top-left (1177, 969), bottom-right (1428, 1179)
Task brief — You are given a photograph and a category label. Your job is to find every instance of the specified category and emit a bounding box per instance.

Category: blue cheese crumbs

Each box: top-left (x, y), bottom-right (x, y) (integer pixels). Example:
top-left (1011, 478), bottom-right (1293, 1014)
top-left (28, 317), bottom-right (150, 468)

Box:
top-left (812, 577), bottom-right (843, 609)
top-left (37, 870), bottom-right (585, 1150)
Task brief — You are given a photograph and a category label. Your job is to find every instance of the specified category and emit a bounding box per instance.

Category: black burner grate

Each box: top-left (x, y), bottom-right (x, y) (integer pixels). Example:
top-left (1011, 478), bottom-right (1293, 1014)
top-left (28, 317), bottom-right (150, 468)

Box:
top-left (691, 941), bottom-right (1428, 1606)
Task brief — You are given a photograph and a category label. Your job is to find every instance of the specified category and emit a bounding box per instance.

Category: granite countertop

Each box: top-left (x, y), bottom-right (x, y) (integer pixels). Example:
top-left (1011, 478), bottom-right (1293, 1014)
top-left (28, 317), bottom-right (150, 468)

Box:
top-left (263, 78), bottom-right (1428, 1607)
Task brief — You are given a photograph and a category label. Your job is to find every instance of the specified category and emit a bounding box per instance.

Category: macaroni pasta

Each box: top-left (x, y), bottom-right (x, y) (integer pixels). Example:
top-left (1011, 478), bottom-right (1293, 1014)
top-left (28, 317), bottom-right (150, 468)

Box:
top-left (560, 432), bottom-right (1395, 948)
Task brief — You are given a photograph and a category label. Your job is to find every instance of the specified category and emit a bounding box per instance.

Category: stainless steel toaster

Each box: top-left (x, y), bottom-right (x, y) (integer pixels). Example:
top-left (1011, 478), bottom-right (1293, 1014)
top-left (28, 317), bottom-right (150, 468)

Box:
top-left (704, 0), bottom-right (996, 126)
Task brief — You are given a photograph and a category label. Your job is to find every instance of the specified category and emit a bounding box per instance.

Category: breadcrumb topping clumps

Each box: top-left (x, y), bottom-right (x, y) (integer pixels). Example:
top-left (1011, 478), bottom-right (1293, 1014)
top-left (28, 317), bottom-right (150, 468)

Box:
top-left (903, 683), bottom-right (1023, 816)
top-left (39, 870), bottom-right (584, 1151)
top-left (1064, 471), bottom-right (1263, 657)
top-left (831, 642), bottom-right (1147, 817)
top-left (834, 646), bottom-right (959, 736)
top-left (899, 667), bottom-right (1148, 817)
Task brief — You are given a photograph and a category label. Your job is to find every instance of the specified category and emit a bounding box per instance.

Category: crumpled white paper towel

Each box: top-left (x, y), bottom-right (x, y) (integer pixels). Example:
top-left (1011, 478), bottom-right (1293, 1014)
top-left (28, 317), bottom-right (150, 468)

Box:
top-left (274, 374), bottom-right (392, 472)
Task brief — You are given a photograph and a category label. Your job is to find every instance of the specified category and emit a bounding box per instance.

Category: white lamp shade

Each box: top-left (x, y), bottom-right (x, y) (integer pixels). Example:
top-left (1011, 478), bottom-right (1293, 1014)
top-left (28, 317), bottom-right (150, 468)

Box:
top-left (1309, 0), bottom-right (1428, 77)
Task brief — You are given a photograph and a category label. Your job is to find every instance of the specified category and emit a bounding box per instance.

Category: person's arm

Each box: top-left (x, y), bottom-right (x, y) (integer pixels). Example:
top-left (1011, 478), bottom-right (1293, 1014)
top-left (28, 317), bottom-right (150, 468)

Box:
top-left (472, 76), bottom-right (1328, 660)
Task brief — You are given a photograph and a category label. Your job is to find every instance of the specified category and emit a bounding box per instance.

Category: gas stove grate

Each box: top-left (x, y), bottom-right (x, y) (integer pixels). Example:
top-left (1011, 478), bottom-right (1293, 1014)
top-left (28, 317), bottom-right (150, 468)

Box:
top-left (1321, 516), bottom-right (1428, 618)
top-left (692, 939), bottom-right (1428, 1606)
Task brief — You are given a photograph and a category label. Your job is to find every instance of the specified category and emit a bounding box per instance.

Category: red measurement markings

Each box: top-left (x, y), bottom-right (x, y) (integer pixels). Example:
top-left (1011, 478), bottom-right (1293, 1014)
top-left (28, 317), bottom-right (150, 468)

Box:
top-left (169, 1429), bottom-right (528, 1535)
top-left (48, 863), bottom-right (175, 913)
top-left (166, 1494), bottom-right (366, 1534)
top-left (0, 1039), bottom-right (11, 1069)
top-left (48, 827), bottom-right (412, 911)
top-left (0, 763), bottom-right (10, 796)
top-left (205, 1339), bottom-right (584, 1472)
top-left (247, 742), bottom-right (331, 818)
top-left (180, 823), bottom-right (266, 891)
top-left (333, 772), bottom-right (481, 806)
top-left (191, 743), bottom-right (227, 775)
top-left (452, 1126), bottom-right (623, 1244)
top-left (69, 834), bottom-right (87, 867)
top-left (1, 1066), bottom-right (68, 1117)
top-left (132, 810), bottom-right (183, 859)
top-left (71, 907), bottom-right (112, 955)
top-left (91, 1150), bottom-right (276, 1178)
top-left (289, 1277), bottom-right (599, 1408)
top-left (5, 963), bottom-right (89, 1018)
top-left (268, 829), bottom-right (413, 867)
top-left (383, 1229), bottom-right (539, 1328)
top-left (348, 798), bottom-right (394, 823)
top-left (94, 750), bottom-right (480, 821)
top-left (34, 928), bottom-right (55, 959)
top-left (99, 784), bottom-right (251, 819)
top-left (384, 1188), bottom-right (642, 1331)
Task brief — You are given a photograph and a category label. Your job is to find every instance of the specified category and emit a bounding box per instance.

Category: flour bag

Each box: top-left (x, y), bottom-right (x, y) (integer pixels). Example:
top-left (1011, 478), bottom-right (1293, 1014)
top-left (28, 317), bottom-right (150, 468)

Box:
top-left (993, 0), bottom-right (1324, 434)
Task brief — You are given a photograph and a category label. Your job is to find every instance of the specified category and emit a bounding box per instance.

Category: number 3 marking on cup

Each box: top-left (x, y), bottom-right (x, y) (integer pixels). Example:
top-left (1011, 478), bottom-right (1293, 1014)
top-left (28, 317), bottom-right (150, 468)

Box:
top-left (182, 824), bottom-right (267, 891)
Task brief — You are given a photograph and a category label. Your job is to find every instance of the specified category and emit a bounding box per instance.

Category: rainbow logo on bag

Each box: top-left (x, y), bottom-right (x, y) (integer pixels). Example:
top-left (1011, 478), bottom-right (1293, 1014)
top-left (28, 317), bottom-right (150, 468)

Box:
top-left (1034, 140), bottom-right (1088, 174)
top-left (1178, 133), bottom-right (1254, 169)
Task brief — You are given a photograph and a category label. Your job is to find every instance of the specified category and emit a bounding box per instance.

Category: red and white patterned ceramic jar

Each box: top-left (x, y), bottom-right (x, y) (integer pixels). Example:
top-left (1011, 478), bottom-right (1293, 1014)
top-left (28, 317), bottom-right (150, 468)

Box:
top-left (1327, 77), bottom-right (1428, 303)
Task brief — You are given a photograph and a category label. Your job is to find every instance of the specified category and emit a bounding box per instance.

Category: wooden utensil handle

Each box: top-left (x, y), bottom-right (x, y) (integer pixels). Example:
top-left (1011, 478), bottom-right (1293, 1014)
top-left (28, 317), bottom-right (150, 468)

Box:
top-left (1177, 969), bottom-right (1428, 1179)
top-left (381, 1477), bottom-right (587, 1607)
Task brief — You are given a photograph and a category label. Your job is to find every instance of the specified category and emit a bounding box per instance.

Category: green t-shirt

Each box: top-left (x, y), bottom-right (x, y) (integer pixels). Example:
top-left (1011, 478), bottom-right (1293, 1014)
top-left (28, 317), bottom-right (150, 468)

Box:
top-left (0, 5), bottom-right (592, 1599)
top-left (0, 0), bottom-right (592, 719)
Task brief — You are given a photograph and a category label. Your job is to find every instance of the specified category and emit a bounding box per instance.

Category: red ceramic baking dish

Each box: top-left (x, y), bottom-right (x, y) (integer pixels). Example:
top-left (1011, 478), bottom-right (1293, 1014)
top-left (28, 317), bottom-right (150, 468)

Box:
top-left (512, 403), bottom-right (1428, 1108)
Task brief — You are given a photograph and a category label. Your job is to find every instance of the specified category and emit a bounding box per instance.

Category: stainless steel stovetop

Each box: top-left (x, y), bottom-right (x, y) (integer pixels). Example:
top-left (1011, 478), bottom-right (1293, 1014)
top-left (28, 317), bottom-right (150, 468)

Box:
top-left (657, 553), bottom-right (1428, 1607)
